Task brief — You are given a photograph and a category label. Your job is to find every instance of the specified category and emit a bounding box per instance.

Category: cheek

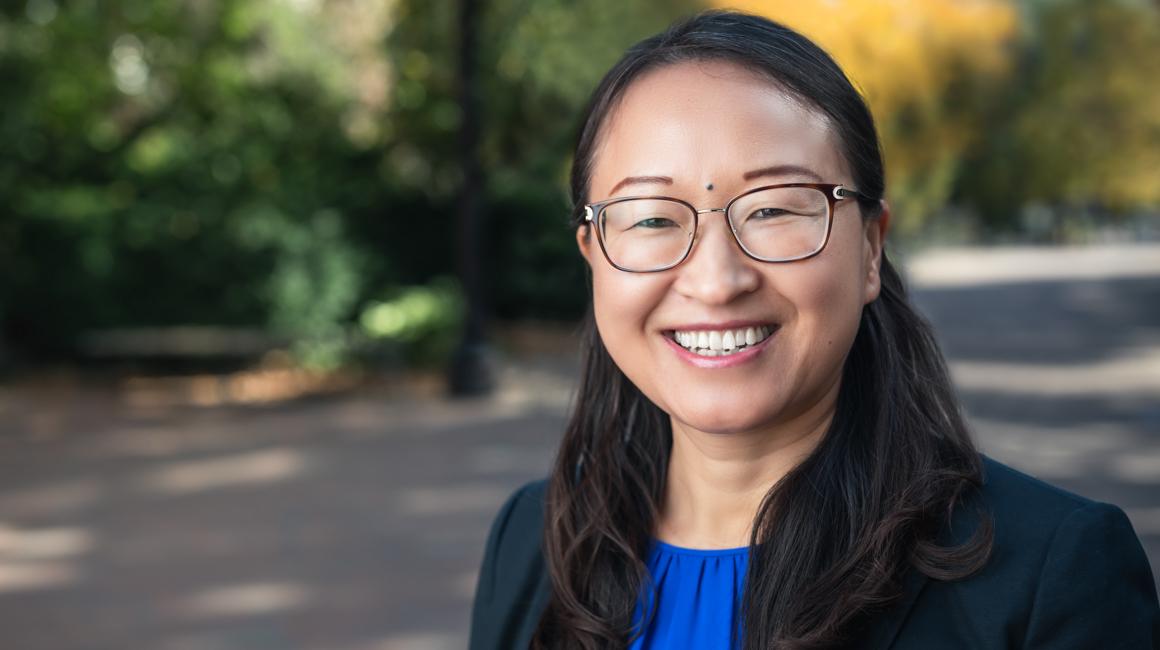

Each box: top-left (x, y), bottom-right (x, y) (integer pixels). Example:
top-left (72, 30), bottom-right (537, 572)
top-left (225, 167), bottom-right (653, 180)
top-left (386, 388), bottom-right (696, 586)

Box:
top-left (590, 268), bottom-right (670, 378)
top-left (803, 264), bottom-right (863, 319)
top-left (590, 266), bottom-right (667, 325)
top-left (784, 254), bottom-right (866, 355)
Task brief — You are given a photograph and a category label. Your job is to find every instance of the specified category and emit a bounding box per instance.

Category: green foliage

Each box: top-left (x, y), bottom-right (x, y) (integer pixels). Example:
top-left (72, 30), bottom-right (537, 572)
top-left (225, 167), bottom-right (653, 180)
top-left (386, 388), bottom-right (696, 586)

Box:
top-left (954, 0), bottom-right (1160, 236)
top-left (0, 0), bottom-right (692, 364)
top-left (0, 0), bottom-right (395, 359)
top-left (359, 277), bottom-right (464, 366)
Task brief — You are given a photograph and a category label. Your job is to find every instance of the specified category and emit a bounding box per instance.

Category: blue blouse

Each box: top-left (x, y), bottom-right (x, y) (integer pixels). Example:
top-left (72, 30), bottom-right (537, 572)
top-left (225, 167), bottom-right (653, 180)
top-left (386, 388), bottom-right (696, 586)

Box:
top-left (628, 538), bottom-right (750, 649)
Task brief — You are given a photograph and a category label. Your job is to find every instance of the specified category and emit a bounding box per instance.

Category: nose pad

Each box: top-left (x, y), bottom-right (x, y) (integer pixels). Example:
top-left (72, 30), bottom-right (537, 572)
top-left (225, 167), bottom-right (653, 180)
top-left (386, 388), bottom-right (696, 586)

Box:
top-left (674, 213), bottom-right (760, 304)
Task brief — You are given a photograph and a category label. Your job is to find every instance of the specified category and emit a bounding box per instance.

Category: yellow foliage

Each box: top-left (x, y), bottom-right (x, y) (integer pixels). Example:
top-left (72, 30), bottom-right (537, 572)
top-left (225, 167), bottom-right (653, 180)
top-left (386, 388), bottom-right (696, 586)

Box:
top-left (710, 0), bottom-right (1019, 232)
top-left (1013, 2), bottom-right (1160, 210)
top-left (722, 0), bottom-right (1014, 113)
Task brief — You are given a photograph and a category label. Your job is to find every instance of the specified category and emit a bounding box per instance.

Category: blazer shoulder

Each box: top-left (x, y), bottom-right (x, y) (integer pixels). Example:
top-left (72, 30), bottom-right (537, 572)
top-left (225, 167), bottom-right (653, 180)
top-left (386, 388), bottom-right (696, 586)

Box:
top-left (974, 454), bottom-right (1153, 582)
top-left (510, 478), bottom-right (549, 526)
top-left (907, 455), bottom-right (1160, 648)
top-left (975, 455), bottom-right (1095, 533)
top-left (979, 455), bottom-right (1091, 508)
top-left (479, 477), bottom-right (548, 592)
top-left (495, 478), bottom-right (549, 559)
top-left (468, 478), bottom-right (550, 650)
top-left (961, 456), bottom-right (1104, 583)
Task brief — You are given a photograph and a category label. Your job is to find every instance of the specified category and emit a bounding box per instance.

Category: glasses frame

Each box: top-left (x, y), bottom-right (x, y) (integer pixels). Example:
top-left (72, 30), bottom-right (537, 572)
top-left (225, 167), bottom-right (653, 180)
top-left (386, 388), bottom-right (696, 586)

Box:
top-left (583, 182), bottom-right (870, 273)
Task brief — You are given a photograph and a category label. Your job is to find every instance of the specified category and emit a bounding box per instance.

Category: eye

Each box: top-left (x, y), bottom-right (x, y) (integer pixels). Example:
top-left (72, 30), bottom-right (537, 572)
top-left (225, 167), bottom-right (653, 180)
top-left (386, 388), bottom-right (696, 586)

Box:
top-left (630, 217), bottom-right (679, 229)
top-left (748, 207), bottom-right (790, 220)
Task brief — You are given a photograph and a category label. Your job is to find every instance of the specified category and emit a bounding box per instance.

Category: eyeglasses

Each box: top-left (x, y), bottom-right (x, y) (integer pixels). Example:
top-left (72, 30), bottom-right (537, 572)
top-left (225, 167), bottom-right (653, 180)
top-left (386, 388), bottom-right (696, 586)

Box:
top-left (583, 183), bottom-right (870, 273)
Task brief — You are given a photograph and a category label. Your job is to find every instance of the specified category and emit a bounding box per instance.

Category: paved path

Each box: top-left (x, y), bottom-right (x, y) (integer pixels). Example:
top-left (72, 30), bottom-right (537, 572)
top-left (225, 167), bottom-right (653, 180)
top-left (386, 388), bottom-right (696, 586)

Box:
top-left (0, 243), bottom-right (1156, 649)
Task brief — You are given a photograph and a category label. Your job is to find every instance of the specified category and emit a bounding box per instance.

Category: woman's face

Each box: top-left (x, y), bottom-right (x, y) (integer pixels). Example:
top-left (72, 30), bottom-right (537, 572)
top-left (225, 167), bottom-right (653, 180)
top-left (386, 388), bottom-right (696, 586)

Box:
top-left (577, 60), bottom-right (888, 439)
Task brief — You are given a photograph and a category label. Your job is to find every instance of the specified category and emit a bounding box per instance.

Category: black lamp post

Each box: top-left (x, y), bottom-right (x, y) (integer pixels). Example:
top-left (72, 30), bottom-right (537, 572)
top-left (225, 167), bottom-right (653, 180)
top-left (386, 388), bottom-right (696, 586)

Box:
top-left (447, 0), bottom-right (495, 396)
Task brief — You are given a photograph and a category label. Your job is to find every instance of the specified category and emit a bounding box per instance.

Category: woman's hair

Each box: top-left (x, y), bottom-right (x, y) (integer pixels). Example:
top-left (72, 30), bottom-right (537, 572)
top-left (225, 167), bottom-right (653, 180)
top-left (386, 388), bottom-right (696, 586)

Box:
top-left (533, 10), bottom-right (993, 650)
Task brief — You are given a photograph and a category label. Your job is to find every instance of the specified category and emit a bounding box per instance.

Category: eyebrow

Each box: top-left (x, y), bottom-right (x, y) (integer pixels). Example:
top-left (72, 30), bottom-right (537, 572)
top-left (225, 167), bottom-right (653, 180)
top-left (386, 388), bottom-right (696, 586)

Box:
top-left (742, 164), bottom-right (824, 182)
top-left (605, 164), bottom-right (824, 196)
top-left (607, 175), bottom-right (673, 196)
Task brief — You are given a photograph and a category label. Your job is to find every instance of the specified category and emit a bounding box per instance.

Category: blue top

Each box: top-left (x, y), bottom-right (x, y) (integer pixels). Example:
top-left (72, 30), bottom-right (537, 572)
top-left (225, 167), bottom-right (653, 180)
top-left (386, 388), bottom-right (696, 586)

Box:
top-left (628, 538), bottom-right (750, 650)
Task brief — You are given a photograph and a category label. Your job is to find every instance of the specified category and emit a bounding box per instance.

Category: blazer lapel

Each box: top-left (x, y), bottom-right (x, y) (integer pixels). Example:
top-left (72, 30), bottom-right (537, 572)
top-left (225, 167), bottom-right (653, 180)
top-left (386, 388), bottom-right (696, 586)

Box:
top-left (857, 566), bottom-right (930, 649)
top-left (514, 570), bottom-right (553, 648)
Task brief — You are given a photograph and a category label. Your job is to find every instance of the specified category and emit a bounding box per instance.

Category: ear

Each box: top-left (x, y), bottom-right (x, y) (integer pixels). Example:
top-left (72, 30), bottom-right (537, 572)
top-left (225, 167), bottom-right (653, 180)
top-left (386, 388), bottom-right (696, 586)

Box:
top-left (576, 223), bottom-right (594, 266)
top-left (862, 200), bottom-right (891, 304)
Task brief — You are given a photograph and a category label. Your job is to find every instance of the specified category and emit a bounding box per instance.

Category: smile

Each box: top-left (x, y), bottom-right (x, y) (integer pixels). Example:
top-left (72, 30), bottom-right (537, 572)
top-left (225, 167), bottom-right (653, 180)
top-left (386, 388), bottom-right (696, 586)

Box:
top-left (667, 325), bottom-right (776, 357)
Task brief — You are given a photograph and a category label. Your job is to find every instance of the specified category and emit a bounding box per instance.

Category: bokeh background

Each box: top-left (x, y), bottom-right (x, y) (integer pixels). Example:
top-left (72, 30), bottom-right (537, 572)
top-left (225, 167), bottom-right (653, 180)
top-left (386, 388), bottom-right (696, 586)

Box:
top-left (1, 1), bottom-right (1157, 648)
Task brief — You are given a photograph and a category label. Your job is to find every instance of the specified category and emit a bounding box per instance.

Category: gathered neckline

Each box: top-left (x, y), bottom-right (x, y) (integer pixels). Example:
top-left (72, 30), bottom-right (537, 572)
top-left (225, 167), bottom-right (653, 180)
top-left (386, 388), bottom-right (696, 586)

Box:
top-left (650, 537), bottom-right (750, 557)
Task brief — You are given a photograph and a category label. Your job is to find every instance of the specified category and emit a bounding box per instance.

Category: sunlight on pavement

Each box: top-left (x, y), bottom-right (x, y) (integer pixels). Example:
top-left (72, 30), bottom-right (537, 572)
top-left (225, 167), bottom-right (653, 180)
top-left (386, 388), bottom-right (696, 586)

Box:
top-left (980, 439), bottom-right (1090, 480)
top-left (452, 569), bottom-right (479, 600)
top-left (950, 347), bottom-right (1160, 397)
top-left (1111, 449), bottom-right (1160, 484)
top-left (469, 444), bottom-right (556, 474)
top-left (121, 367), bottom-right (362, 409)
top-left (88, 426), bottom-right (194, 459)
top-left (158, 635), bottom-right (237, 650)
top-left (0, 479), bottom-right (105, 517)
top-left (136, 447), bottom-right (314, 496)
top-left (170, 581), bottom-right (311, 619)
top-left (973, 418), bottom-right (1154, 481)
top-left (332, 632), bottom-right (464, 650)
top-left (974, 419), bottom-right (1138, 456)
top-left (0, 523), bottom-right (92, 594)
top-left (907, 243), bottom-right (1160, 288)
top-left (0, 560), bottom-right (81, 594)
top-left (0, 524), bottom-right (95, 560)
top-left (398, 484), bottom-right (513, 516)
top-left (493, 364), bottom-right (576, 412)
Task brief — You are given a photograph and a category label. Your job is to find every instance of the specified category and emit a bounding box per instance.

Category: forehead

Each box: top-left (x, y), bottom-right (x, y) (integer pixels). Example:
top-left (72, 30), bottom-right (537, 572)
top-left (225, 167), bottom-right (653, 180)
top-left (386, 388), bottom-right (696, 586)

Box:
top-left (592, 60), bottom-right (847, 197)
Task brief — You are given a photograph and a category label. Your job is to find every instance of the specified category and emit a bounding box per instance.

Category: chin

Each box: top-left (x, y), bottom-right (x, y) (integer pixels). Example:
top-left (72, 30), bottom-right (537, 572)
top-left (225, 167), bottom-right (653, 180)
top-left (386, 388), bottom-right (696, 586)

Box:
top-left (670, 404), bottom-right (776, 436)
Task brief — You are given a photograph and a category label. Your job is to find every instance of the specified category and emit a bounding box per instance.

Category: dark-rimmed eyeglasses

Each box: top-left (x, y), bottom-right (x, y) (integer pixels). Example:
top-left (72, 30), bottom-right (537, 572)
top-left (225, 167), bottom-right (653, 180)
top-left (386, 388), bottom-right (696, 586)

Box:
top-left (583, 182), bottom-right (870, 273)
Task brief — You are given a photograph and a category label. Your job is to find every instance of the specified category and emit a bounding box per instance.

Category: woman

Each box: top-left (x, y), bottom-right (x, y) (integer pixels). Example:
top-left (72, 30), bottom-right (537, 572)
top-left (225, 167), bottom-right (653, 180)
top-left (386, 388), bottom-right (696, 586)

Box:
top-left (469, 10), bottom-right (1159, 649)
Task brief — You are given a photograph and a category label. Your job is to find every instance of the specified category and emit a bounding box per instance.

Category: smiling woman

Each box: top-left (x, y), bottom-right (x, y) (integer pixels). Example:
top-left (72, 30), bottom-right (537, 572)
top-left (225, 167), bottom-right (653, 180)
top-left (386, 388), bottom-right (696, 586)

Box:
top-left (468, 10), bottom-right (1159, 650)
top-left (583, 60), bottom-right (879, 448)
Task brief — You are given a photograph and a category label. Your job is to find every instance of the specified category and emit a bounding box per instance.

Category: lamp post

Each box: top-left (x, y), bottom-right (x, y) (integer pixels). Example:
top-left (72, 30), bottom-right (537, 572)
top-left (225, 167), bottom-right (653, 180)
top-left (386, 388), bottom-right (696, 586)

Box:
top-left (447, 0), bottom-right (495, 396)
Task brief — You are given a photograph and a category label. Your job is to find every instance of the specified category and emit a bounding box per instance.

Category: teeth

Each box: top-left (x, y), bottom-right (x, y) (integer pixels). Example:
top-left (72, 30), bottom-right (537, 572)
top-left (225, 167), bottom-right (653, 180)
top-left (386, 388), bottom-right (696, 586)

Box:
top-left (670, 325), bottom-right (775, 357)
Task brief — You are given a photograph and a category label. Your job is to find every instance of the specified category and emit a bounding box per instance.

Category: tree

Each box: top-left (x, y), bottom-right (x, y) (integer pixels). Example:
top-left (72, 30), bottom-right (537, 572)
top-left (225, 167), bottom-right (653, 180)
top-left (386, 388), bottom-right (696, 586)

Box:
top-left (957, 0), bottom-right (1160, 235)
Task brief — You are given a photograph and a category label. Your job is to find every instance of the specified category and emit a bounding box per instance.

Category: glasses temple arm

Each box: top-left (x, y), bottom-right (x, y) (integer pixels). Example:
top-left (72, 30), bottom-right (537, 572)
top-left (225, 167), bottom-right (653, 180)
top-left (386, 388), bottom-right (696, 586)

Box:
top-left (834, 186), bottom-right (874, 202)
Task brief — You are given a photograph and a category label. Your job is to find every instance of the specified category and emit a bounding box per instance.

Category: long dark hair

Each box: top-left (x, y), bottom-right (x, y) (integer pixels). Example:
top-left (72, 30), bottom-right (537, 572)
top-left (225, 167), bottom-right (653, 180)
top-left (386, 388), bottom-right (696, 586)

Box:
top-left (533, 10), bottom-right (993, 649)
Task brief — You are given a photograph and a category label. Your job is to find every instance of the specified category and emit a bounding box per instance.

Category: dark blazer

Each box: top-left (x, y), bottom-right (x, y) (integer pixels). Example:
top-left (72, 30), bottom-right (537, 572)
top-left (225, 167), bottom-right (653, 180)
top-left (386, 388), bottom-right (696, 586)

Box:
top-left (468, 455), bottom-right (1159, 649)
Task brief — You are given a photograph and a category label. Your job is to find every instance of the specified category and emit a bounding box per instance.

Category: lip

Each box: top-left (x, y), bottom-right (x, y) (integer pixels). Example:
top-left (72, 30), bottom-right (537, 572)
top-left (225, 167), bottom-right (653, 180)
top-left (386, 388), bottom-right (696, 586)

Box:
top-left (661, 325), bottom-right (779, 369)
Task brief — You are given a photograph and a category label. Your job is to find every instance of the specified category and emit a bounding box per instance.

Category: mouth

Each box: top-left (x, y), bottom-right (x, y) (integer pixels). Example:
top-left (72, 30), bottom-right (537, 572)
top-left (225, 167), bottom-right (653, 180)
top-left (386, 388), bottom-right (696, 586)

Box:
top-left (665, 324), bottom-right (778, 358)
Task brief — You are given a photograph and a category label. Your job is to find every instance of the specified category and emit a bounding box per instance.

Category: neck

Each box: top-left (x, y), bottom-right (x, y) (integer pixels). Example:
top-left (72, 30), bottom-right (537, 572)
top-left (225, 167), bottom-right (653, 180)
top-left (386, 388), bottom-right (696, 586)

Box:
top-left (656, 381), bottom-right (839, 550)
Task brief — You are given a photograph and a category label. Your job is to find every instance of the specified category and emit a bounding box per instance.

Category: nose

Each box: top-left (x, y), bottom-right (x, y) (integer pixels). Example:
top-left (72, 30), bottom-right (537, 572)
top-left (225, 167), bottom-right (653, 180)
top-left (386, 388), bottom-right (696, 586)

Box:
top-left (671, 212), bottom-right (760, 305)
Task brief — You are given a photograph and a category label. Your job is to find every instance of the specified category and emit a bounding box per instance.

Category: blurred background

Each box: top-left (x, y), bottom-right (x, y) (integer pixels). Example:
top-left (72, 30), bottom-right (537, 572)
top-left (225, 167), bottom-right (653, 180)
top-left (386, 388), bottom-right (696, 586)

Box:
top-left (0, 0), bottom-right (1157, 648)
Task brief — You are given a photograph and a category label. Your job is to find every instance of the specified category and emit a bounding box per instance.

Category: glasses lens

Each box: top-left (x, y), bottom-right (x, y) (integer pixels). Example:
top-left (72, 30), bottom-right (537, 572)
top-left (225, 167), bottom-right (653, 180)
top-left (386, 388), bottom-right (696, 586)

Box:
top-left (729, 187), bottom-right (830, 261)
top-left (600, 199), bottom-right (695, 271)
